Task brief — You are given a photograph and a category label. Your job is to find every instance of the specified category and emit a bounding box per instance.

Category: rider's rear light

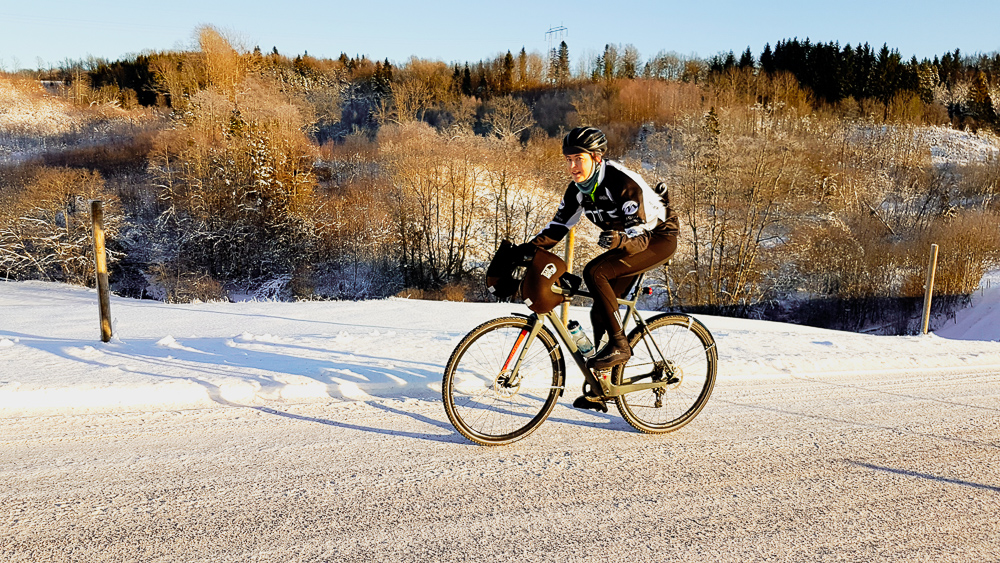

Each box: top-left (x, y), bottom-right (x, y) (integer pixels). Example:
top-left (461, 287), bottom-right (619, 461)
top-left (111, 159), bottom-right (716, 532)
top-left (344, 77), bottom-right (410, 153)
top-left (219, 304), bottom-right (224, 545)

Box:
top-left (643, 287), bottom-right (654, 295)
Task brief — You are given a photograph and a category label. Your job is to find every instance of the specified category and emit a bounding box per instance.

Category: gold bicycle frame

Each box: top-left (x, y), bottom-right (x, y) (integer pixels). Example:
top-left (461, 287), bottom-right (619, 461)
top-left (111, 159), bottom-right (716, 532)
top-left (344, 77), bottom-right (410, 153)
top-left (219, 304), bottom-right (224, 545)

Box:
top-left (504, 277), bottom-right (673, 399)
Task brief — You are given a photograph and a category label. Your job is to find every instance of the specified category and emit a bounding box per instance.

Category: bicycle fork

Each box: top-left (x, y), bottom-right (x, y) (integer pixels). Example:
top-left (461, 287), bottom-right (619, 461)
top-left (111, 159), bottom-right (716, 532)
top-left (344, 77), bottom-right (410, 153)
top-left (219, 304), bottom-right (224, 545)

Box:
top-left (498, 315), bottom-right (547, 389)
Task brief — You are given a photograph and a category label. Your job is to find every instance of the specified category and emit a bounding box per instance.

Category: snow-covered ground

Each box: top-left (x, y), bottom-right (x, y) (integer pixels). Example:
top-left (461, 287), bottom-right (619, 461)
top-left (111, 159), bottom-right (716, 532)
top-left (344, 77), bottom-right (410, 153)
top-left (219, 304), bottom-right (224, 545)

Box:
top-left (3, 277), bottom-right (998, 562)
top-left (2, 275), bottom-right (999, 417)
top-left (923, 125), bottom-right (1000, 166)
top-left (0, 76), bottom-right (154, 166)
top-left (935, 269), bottom-right (1000, 341)
top-left (0, 78), bottom-right (82, 136)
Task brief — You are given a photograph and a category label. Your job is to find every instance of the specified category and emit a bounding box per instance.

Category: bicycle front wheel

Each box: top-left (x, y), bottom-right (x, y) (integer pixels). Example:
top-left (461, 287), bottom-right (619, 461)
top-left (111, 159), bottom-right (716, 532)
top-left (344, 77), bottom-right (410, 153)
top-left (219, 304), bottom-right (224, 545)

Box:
top-left (614, 314), bottom-right (717, 434)
top-left (442, 316), bottom-right (564, 446)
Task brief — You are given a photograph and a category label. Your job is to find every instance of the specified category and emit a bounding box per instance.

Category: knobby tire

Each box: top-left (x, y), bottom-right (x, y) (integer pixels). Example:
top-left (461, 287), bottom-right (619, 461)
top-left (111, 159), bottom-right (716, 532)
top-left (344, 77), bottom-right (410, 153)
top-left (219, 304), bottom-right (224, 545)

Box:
top-left (442, 316), bottom-right (564, 446)
top-left (613, 314), bottom-right (717, 434)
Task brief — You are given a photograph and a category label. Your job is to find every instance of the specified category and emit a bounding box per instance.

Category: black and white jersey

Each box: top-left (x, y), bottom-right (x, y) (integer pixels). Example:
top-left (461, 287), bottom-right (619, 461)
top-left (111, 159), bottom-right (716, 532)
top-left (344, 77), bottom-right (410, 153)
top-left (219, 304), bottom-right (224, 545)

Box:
top-left (532, 160), bottom-right (679, 250)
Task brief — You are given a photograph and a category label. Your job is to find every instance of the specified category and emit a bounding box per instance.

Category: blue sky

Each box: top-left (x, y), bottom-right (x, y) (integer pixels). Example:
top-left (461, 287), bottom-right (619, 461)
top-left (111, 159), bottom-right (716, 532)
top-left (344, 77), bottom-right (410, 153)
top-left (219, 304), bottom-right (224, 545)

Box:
top-left (2, 0), bottom-right (999, 71)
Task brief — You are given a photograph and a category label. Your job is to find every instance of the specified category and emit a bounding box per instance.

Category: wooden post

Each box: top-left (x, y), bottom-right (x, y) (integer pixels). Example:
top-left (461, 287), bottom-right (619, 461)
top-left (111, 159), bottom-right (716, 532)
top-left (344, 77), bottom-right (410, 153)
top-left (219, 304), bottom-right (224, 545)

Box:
top-left (560, 227), bottom-right (575, 327)
top-left (91, 200), bottom-right (113, 342)
top-left (920, 243), bottom-right (939, 335)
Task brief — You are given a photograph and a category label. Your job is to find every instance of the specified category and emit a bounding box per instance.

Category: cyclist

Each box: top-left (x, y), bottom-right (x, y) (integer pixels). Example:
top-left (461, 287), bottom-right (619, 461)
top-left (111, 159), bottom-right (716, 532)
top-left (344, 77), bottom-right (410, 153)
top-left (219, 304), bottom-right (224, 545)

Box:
top-left (521, 126), bottom-right (679, 405)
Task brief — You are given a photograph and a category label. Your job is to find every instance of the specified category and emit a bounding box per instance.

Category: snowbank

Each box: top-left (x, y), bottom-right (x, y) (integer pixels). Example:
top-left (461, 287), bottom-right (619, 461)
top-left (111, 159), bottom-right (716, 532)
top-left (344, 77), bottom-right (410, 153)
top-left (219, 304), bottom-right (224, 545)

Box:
top-left (1, 279), bottom-right (999, 416)
top-left (935, 269), bottom-right (1000, 341)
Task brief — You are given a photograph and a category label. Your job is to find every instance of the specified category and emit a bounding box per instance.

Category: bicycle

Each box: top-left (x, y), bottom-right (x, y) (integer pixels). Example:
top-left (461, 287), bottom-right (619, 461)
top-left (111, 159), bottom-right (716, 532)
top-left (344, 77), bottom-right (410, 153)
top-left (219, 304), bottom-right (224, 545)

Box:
top-left (442, 272), bottom-right (718, 446)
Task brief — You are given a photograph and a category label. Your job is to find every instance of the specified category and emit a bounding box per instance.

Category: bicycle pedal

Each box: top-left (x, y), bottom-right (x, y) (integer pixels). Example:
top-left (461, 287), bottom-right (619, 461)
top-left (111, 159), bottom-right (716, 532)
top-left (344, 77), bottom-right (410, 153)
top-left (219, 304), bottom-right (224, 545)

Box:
top-left (573, 394), bottom-right (608, 413)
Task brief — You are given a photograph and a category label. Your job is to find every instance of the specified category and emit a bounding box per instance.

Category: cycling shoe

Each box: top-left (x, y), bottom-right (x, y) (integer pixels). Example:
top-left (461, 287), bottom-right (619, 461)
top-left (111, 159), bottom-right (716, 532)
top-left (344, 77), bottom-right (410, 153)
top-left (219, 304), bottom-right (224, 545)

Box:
top-left (573, 394), bottom-right (608, 413)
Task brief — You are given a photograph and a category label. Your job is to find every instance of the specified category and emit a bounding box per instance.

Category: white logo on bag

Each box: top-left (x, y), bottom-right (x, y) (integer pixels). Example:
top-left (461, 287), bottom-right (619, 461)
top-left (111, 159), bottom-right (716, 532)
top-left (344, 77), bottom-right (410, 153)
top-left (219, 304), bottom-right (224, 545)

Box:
top-left (541, 263), bottom-right (557, 279)
top-left (622, 200), bottom-right (639, 215)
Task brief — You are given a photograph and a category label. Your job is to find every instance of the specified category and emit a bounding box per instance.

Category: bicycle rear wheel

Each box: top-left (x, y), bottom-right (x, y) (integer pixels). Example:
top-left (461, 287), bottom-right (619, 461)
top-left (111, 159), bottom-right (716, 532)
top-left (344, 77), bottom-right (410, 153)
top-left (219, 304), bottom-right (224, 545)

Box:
top-left (614, 314), bottom-right (717, 434)
top-left (442, 316), bottom-right (564, 446)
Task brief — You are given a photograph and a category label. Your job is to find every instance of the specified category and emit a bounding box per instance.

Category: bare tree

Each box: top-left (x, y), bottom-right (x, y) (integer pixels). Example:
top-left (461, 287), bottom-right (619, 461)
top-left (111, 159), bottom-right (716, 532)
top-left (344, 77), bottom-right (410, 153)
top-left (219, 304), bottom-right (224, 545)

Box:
top-left (664, 103), bottom-right (802, 308)
top-left (381, 123), bottom-right (483, 288)
top-left (197, 26), bottom-right (251, 99)
top-left (388, 78), bottom-right (431, 123)
top-left (484, 95), bottom-right (534, 141)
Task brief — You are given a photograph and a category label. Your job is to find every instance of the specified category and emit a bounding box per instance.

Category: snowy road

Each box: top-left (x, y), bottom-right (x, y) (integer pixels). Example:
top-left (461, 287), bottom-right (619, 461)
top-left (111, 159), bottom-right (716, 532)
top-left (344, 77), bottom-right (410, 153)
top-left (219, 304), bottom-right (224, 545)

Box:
top-left (3, 367), bottom-right (998, 562)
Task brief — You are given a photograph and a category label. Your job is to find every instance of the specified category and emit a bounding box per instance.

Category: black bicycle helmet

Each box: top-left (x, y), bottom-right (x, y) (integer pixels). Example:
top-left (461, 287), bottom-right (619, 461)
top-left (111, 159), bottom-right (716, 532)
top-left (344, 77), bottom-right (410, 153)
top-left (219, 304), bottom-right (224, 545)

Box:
top-left (562, 126), bottom-right (607, 156)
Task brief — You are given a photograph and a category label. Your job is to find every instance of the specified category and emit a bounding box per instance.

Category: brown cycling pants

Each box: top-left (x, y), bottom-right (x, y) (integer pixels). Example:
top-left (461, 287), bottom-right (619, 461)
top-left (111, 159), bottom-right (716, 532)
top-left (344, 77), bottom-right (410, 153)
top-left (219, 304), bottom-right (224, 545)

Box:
top-left (582, 230), bottom-right (677, 343)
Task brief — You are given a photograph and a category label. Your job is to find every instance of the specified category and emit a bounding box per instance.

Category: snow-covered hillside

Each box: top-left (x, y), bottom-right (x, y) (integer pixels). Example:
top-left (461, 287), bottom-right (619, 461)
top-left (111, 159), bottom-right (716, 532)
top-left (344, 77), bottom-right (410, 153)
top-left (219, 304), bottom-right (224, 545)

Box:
top-left (0, 76), bottom-right (152, 165)
top-left (0, 78), bottom-right (82, 135)
top-left (2, 277), bottom-right (999, 416)
top-left (923, 125), bottom-right (1000, 166)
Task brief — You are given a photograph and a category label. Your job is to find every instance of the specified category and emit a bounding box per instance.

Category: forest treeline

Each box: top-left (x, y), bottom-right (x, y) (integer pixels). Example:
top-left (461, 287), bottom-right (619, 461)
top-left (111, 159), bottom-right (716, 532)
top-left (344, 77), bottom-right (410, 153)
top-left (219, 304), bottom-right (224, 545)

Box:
top-left (45, 36), bottom-right (1000, 134)
top-left (2, 27), bottom-right (999, 333)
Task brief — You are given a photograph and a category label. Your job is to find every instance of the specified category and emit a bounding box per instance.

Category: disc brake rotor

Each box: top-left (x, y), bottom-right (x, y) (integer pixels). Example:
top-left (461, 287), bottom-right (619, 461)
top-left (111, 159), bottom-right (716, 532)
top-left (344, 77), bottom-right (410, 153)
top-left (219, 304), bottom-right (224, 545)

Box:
top-left (493, 371), bottom-right (521, 399)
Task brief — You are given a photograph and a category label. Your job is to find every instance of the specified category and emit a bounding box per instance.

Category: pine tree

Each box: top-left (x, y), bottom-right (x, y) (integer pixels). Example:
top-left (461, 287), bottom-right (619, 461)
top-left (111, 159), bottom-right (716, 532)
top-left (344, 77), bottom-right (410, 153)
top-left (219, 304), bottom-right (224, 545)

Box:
top-left (517, 47), bottom-right (527, 87)
top-left (550, 41), bottom-right (570, 85)
top-left (874, 43), bottom-right (905, 106)
top-left (939, 49), bottom-right (963, 87)
top-left (724, 51), bottom-right (736, 70)
top-left (477, 65), bottom-right (489, 97)
top-left (372, 59), bottom-right (392, 94)
top-left (839, 44), bottom-right (857, 100)
top-left (461, 64), bottom-right (473, 97)
top-left (602, 44), bottom-right (617, 80)
top-left (811, 41), bottom-right (842, 102)
top-left (970, 70), bottom-right (999, 127)
top-left (916, 61), bottom-right (938, 103)
top-left (760, 43), bottom-right (774, 74)
top-left (500, 51), bottom-right (515, 94)
top-left (853, 43), bottom-right (876, 100)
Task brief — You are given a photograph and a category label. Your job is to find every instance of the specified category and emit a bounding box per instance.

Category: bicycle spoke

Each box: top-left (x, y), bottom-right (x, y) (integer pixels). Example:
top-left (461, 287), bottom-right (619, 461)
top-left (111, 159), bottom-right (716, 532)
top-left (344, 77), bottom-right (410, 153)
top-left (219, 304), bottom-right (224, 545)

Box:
top-left (614, 315), bottom-right (717, 434)
top-left (443, 317), bottom-right (563, 445)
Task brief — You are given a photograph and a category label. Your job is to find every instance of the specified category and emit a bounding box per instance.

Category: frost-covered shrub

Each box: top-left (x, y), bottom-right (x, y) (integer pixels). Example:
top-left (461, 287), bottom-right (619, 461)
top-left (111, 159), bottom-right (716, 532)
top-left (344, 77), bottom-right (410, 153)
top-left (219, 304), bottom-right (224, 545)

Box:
top-left (0, 166), bottom-right (121, 284)
top-left (904, 210), bottom-right (1000, 296)
top-left (373, 122), bottom-right (560, 291)
top-left (148, 78), bottom-right (319, 288)
top-left (144, 264), bottom-right (226, 303)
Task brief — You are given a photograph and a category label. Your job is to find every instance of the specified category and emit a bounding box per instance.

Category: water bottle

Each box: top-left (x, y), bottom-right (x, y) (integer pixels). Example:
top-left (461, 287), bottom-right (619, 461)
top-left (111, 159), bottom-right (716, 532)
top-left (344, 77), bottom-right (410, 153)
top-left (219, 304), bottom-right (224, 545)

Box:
top-left (567, 320), bottom-right (595, 358)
